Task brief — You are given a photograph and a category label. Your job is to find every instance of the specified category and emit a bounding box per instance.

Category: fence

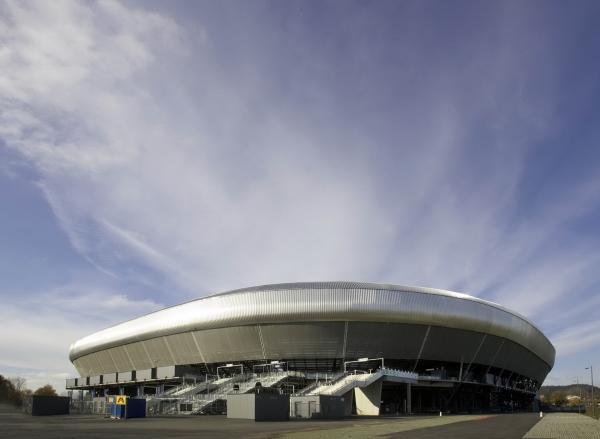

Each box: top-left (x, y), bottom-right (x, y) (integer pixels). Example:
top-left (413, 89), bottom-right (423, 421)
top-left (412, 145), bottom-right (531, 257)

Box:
top-left (146, 393), bottom-right (226, 416)
top-left (69, 397), bottom-right (111, 416)
top-left (290, 399), bottom-right (320, 418)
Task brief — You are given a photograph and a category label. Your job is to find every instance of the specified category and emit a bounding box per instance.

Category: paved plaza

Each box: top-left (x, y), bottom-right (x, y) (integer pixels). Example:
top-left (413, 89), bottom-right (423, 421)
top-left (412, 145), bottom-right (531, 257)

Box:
top-left (2, 404), bottom-right (600, 439)
top-left (524, 413), bottom-right (600, 439)
top-left (278, 413), bottom-right (538, 438)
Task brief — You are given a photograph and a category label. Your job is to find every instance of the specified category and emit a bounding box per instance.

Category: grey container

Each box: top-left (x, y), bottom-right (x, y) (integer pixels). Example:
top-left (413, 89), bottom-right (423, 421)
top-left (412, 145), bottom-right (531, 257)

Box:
top-left (227, 393), bottom-right (290, 421)
top-left (290, 395), bottom-right (346, 419)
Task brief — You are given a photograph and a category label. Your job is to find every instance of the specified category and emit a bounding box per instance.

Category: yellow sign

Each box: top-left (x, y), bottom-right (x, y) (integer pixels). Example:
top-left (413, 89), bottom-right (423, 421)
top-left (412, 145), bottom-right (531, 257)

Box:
top-left (115, 395), bottom-right (127, 405)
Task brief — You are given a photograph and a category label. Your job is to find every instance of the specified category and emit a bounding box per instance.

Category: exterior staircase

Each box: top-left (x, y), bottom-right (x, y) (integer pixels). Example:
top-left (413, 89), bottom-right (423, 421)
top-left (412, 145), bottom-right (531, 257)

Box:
top-left (306, 368), bottom-right (418, 396)
top-left (147, 371), bottom-right (293, 415)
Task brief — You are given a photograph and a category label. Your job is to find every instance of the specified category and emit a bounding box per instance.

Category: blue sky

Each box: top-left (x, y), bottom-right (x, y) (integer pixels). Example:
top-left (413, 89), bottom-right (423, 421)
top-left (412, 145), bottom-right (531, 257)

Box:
top-left (1, 0), bottom-right (599, 392)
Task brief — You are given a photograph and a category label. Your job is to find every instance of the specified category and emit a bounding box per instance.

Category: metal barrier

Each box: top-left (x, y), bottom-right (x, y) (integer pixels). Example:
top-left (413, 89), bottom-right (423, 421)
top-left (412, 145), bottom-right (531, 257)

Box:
top-left (145, 371), bottom-right (293, 416)
top-left (146, 393), bottom-right (226, 416)
top-left (290, 400), bottom-right (320, 419)
top-left (69, 397), bottom-right (111, 416)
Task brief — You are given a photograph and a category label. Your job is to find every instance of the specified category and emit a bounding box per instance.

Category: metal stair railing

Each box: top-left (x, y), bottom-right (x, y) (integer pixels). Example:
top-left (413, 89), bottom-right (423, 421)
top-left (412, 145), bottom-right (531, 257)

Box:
top-left (307, 368), bottom-right (417, 397)
top-left (305, 372), bottom-right (349, 395)
top-left (169, 380), bottom-right (216, 398)
top-left (147, 371), bottom-right (298, 415)
top-left (296, 371), bottom-right (346, 396)
top-left (381, 367), bottom-right (419, 381)
top-left (318, 371), bottom-right (382, 396)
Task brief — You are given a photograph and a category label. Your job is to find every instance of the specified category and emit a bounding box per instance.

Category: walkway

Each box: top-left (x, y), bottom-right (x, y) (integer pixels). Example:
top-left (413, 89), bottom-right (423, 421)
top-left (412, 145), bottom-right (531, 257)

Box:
top-left (281, 413), bottom-right (539, 439)
top-left (523, 413), bottom-right (600, 439)
top-left (2, 404), bottom-right (599, 439)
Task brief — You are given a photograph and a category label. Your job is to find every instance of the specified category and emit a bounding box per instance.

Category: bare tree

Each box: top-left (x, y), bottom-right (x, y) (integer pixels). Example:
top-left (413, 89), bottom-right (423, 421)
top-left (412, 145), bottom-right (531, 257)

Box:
top-left (9, 377), bottom-right (26, 394)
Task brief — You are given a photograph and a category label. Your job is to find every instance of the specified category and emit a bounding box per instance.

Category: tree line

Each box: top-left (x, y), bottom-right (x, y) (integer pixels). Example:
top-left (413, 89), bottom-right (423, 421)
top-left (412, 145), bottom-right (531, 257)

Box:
top-left (539, 383), bottom-right (599, 406)
top-left (0, 375), bottom-right (58, 406)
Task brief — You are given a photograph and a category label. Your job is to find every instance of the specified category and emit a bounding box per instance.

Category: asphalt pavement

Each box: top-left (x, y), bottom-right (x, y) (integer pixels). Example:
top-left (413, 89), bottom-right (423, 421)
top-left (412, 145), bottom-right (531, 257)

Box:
top-left (389, 413), bottom-right (540, 439)
top-left (0, 403), bottom-right (577, 439)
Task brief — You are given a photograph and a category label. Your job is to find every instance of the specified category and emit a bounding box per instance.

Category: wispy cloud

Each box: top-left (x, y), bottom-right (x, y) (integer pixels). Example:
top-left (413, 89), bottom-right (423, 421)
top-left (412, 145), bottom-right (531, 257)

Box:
top-left (1, 0), bottom-right (393, 295)
top-left (552, 320), bottom-right (600, 357)
top-left (0, 283), bottom-right (162, 391)
top-left (1, 0), bottom-right (599, 386)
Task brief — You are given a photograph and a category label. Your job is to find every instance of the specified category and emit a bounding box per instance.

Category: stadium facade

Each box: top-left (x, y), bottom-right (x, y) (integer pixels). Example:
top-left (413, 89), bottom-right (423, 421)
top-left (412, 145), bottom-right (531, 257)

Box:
top-left (66, 282), bottom-right (554, 415)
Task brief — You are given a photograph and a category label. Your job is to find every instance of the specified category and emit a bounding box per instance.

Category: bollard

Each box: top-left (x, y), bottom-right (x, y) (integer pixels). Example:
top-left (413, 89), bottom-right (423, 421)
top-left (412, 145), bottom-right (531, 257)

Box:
top-left (539, 411), bottom-right (543, 418)
top-left (440, 411), bottom-right (442, 417)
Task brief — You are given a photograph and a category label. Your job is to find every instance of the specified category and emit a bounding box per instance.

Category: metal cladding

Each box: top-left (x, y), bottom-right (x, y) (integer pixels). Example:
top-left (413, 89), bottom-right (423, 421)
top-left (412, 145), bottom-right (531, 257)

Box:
top-left (69, 282), bottom-right (555, 383)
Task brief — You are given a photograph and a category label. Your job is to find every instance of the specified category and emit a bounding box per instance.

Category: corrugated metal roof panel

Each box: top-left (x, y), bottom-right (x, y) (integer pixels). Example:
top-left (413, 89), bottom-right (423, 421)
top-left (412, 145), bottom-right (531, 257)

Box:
top-left (69, 282), bottom-right (555, 369)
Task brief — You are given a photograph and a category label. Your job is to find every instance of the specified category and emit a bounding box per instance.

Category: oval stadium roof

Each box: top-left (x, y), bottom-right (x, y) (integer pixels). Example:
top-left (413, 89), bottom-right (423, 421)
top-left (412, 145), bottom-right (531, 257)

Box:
top-left (69, 282), bottom-right (555, 369)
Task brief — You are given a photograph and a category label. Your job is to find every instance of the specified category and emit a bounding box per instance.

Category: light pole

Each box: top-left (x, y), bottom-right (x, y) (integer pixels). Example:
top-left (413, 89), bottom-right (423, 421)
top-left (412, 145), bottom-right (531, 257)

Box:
top-left (586, 366), bottom-right (595, 419)
top-left (574, 377), bottom-right (582, 414)
top-left (578, 377), bottom-right (582, 414)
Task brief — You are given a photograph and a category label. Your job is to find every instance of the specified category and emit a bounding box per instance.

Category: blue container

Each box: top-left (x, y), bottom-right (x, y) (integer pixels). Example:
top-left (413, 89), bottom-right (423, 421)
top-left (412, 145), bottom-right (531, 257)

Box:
top-left (125, 399), bottom-right (146, 418)
top-left (110, 399), bottom-right (145, 419)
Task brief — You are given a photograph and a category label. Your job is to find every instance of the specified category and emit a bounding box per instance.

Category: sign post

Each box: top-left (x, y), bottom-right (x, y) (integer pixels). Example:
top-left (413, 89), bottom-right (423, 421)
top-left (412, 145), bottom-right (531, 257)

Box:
top-left (115, 395), bottom-right (127, 419)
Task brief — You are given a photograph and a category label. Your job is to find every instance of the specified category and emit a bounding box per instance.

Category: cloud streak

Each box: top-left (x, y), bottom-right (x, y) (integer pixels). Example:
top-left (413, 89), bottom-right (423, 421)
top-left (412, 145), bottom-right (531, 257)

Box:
top-left (1, 0), bottom-right (599, 386)
top-left (0, 283), bottom-right (162, 392)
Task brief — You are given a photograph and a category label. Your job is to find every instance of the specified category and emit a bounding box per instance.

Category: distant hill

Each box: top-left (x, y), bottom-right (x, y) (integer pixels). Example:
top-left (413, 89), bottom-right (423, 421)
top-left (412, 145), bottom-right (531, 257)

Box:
top-left (539, 384), bottom-right (599, 400)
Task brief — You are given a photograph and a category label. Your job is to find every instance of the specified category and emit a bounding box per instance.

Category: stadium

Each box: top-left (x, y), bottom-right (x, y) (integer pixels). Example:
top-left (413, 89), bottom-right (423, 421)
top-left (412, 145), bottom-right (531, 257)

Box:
top-left (66, 282), bottom-right (555, 416)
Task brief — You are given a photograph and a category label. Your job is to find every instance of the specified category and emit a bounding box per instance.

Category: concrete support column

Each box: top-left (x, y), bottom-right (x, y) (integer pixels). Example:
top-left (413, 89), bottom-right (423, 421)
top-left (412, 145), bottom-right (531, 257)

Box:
top-left (119, 387), bottom-right (124, 396)
top-left (354, 380), bottom-right (382, 416)
top-left (137, 385), bottom-right (144, 397)
top-left (342, 389), bottom-right (354, 416)
top-left (103, 388), bottom-right (108, 396)
top-left (407, 383), bottom-right (412, 414)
